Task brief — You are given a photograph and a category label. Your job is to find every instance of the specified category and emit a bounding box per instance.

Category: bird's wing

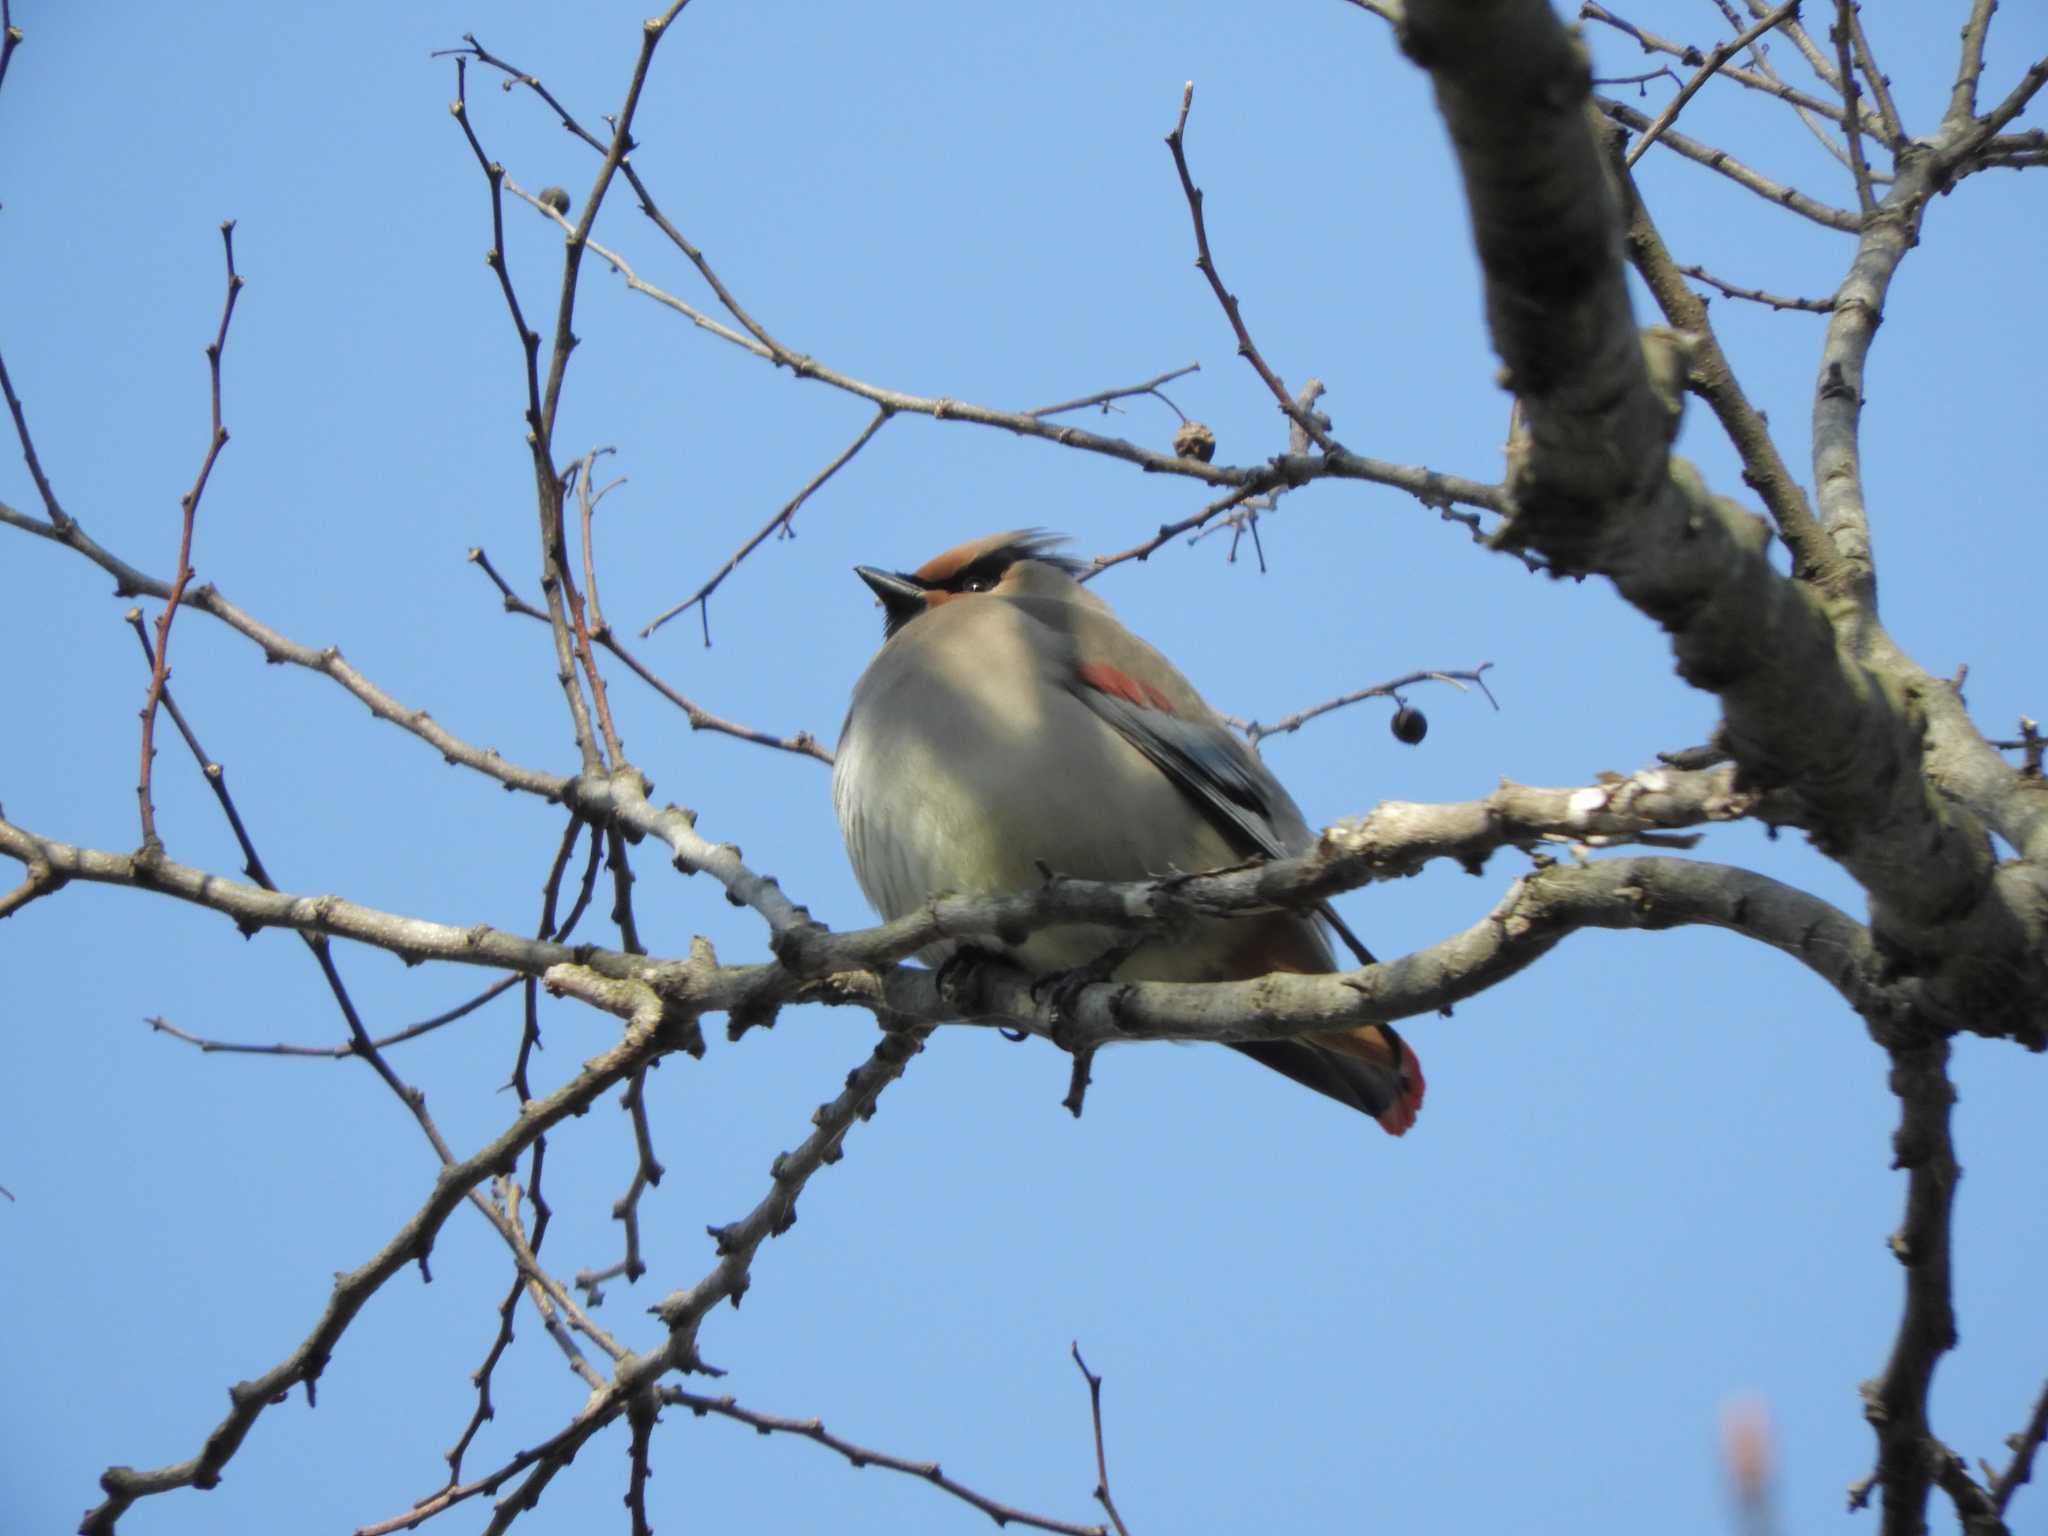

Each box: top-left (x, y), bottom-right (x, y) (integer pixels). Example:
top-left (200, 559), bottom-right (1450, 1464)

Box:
top-left (1067, 658), bottom-right (1295, 861)
top-left (1067, 652), bottom-right (1381, 968)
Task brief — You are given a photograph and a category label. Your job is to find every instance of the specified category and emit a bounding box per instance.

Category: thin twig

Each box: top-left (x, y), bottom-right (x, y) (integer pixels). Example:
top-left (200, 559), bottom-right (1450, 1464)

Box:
top-left (138, 223), bottom-right (242, 854)
top-left (1707, 0), bottom-right (1865, 173)
top-left (1991, 1378), bottom-right (2048, 1512)
top-left (573, 1064), bottom-right (660, 1301)
top-left (572, 446), bottom-right (622, 637)
top-left (502, 174), bottom-right (1508, 515)
top-left (1070, 1346), bottom-right (1133, 1536)
top-left (641, 405), bottom-right (893, 641)
top-left (146, 979), bottom-right (520, 1057)
top-left (1027, 362), bottom-right (1200, 420)
top-left (1678, 262), bottom-right (1836, 312)
top-left (1832, 2), bottom-right (1878, 217)
top-left (659, 1387), bottom-right (1109, 1536)
top-left (1844, 3), bottom-right (1904, 148)
top-left (447, 55), bottom-right (605, 776)
top-left (1976, 55), bottom-right (2048, 143)
top-left (1744, 0), bottom-right (1840, 91)
top-left (1947, 0), bottom-right (1998, 128)
top-left (1166, 83), bottom-right (1335, 452)
top-left (624, 1392), bottom-right (658, 1536)
top-left (467, 547), bottom-right (836, 763)
top-left (1624, 0), bottom-right (1803, 169)
top-left (0, 0), bottom-right (19, 96)
top-left (1596, 97), bottom-right (1863, 231)
top-left (1854, 1032), bottom-right (1963, 1531)
top-left (1613, 155), bottom-right (1839, 584)
top-left (1584, 1), bottom-right (1887, 144)
top-left (1242, 663), bottom-right (1498, 746)
top-left (0, 346), bottom-right (67, 529)
top-left (1987, 718), bottom-right (2045, 778)
top-left (1084, 483), bottom-right (1267, 579)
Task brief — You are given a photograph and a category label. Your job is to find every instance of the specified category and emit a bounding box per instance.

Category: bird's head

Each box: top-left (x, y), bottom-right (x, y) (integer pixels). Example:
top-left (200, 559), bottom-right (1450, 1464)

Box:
top-left (854, 530), bottom-right (1087, 638)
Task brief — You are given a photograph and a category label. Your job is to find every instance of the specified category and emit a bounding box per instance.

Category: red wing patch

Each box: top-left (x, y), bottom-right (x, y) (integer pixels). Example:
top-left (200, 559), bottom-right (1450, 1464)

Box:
top-left (1077, 660), bottom-right (1175, 714)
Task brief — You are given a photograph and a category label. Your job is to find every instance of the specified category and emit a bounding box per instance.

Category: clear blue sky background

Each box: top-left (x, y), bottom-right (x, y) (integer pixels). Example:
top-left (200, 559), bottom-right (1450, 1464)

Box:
top-left (4, 3), bottom-right (2045, 1533)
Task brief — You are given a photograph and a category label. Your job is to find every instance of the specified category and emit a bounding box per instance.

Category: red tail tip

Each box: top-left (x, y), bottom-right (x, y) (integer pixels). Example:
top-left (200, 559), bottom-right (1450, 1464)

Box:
top-left (1374, 1038), bottom-right (1426, 1138)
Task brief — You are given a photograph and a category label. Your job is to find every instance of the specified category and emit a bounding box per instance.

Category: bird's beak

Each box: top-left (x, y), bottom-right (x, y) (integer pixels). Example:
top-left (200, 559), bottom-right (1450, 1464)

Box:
top-left (854, 565), bottom-right (929, 630)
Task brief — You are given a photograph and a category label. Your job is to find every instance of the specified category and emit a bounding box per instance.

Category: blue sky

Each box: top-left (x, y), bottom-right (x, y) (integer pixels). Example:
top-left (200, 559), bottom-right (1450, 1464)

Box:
top-left (3, 2), bottom-right (2045, 1533)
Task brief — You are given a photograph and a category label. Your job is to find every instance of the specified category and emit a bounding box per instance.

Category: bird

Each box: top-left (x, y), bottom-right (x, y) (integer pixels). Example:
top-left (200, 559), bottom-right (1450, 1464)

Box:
top-left (832, 529), bottom-right (1424, 1135)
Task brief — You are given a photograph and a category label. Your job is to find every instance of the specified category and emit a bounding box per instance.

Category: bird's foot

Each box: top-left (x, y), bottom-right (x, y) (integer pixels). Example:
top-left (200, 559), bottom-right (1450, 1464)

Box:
top-left (1031, 936), bottom-right (1142, 1030)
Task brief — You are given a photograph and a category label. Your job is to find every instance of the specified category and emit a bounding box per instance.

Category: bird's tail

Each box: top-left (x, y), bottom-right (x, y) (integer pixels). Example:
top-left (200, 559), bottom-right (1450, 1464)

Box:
top-left (1230, 1023), bottom-right (1425, 1136)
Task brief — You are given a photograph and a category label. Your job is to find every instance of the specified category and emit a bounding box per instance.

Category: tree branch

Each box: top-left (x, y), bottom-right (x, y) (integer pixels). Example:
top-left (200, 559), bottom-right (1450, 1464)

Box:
top-left (501, 177), bottom-right (1510, 519)
top-left (1407, 0), bottom-right (2040, 1044)
top-left (1622, 0), bottom-right (1802, 170)
top-left (1595, 96), bottom-right (1863, 230)
top-left (80, 979), bottom-right (704, 1535)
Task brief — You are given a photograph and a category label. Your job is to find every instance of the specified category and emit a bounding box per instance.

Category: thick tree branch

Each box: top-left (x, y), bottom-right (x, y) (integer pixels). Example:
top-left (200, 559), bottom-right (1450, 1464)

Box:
top-left (858, 856), bottom-right (1894, 1062)
top-left (1404, 0), bottom-right (2043, 1045)
top-left (1612, 145), bottom-right (1837, 583)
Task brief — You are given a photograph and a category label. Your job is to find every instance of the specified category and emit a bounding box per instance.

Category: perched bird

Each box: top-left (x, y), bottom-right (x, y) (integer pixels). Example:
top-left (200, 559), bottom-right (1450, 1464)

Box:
top-left (833, 530), bottom-right (1424, 1135)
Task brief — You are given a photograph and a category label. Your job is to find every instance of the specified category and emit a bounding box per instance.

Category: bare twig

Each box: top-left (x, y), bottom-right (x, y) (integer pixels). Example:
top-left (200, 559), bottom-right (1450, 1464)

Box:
top-left (1166, 83), bottom-right (1335, 452)
top-left (1028, 362), bottom-right (1200, 420)
top-left (447, 55), bottom-right (605, 777)
top-left (1596, 97), bottom-right (1863, 231)
top-left (624, 1391), bottom-right (658, 1536)
top-left (138, 223), bottom-right (242, 854)
top-left (1856, 1032), bottom-right (1963, 1533)
top-left (660, 1387), bottom-right (1109, 1536)
top-left (1070, 1346), bottom-right (1133, 1536)
top-left (0, 0), bottom-right (20, 96)
top-left (1744, 0), bottom-right (1840, 92)
top-left (1947, 0), bottom-right (1998, 128)
top-left (1241, 663), bottom-right (1497, 746)
top-left (572, 446), bottom-right (623, 637)
top-left (1624, 1), bottom-right (1802, 169)
top-left (572, 1060), bottom-right (661, 1302)
top-left (127, 609), bottom-right (459, 1158)
top-left (468, 546), bottom-right (835, 764)
top-left (501, 174), bottom-right (1508, 518)
top-left (1706, 0), bottom-right (1868, 171)
top-left (1976, 55), bottom-right (2048, 143)
top-left (147, 980), bottom-right (519, 1057)
top-left (1987, 717), bottom-right (2045, 778)
top-left (1832, 2), bottom-right (1878, 217)
top-left (1991, 1378), bottom-right (2048, 1512)
top-left (1844, 3), bottom-right (1904, 148)
top-left (80, 980), bottom-right (702, 1536)
top-left (1678, 261), bottom-right (1836, 312)
top-left (0, 346), bottom-right (66, 529)
top-left (641, 404), bottom-right (893, 642)
top-left (1614, 153), bottom-right (1839, 584)
top-left (1583, 1), bottom-right (1886, 145)
top-left (1084, 483), bottom-right (1267, 580)
top-left (1085, 454), bottom-right (1508, 581)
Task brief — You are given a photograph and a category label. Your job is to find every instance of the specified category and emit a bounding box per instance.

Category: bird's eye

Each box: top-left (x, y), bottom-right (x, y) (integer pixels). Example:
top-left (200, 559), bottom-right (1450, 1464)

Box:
top-left (959, 574), bottom-right (995, 594)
